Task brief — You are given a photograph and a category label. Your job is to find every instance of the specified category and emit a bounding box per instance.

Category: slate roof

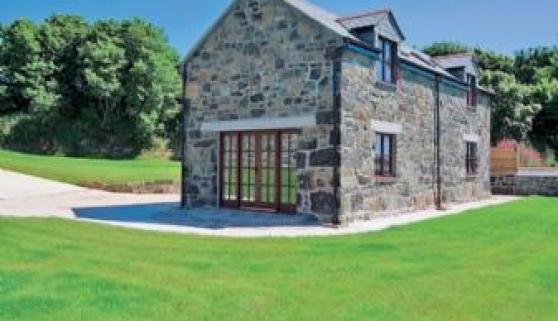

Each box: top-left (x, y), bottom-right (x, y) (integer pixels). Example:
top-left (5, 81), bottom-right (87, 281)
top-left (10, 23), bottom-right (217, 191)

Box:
top-left (183, 0), bottom-right (365, 63)
top-left (283, 0), bottom-right (360, 43)
top-left (183, 0), bottom-right (472, 86)
top-left (337, 9), bottom-right (390, 29)
top-left (336, 9), bottom-right (405, 41)
top-left (399, 45), bottom-right (461, 81)
top-left (434, 53), bottom-right (476, 69)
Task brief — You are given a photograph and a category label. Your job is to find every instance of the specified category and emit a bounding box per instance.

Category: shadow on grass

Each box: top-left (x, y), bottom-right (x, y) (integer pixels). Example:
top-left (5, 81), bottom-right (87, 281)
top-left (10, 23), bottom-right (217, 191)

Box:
top-left (73, 203), bottom-right (319, 229)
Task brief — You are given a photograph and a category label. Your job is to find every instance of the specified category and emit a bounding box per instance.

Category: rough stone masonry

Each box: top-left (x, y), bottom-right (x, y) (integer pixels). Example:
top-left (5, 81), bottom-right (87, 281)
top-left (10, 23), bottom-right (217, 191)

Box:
top-left (181, 0), bottom-right (492, 223)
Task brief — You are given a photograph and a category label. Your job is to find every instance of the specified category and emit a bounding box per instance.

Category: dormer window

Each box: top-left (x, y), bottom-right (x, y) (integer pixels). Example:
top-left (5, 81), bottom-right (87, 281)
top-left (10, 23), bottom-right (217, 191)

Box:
top-left (377, 37), bottom-right (398, 84)
top-left (467, 74), bottom-right (478, 107)
top-left (353, 26), bottom-right (375, 46)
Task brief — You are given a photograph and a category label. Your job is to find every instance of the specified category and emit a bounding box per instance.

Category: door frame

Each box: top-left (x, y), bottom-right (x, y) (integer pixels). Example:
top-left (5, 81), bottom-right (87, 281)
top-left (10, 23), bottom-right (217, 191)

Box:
top-left (219, 129), bottom-right (299, 213)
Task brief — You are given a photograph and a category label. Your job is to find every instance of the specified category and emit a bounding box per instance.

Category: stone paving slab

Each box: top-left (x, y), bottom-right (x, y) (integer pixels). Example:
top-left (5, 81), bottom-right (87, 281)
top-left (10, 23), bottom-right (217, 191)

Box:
top-left (0, 169), bottom-right (178, 218)
top-left (77, 196), bottom-right (520, 238)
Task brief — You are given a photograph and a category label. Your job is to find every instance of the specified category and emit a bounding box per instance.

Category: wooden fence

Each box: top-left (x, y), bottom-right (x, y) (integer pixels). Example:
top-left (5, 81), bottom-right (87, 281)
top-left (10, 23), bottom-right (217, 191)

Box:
top-left (491, 145), bottom-right (552, 175)
top-left (491, 147), bottom-right (519, 175)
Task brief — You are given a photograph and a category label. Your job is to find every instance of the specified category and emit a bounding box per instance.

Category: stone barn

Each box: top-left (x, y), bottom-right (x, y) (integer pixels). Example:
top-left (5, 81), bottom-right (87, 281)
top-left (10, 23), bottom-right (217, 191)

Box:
top-left (181, 0), bottom-right (492, 223)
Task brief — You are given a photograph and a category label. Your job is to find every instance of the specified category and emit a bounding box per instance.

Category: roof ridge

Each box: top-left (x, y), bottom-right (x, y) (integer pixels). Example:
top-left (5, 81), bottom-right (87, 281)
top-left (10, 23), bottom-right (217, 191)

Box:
top-left (336, 8), bottom-right (390, 22)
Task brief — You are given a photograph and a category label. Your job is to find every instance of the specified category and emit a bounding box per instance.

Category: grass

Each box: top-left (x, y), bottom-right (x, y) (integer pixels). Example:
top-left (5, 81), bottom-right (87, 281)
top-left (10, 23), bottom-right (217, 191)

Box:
top-left (0, 149), bottom-right (180, 185)
top-left (0, 197), bottom-right (557, 320)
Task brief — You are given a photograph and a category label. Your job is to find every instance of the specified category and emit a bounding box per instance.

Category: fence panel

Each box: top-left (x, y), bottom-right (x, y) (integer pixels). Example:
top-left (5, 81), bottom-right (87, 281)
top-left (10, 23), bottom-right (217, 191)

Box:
top-left (491, 147), bottom-right (518, 175)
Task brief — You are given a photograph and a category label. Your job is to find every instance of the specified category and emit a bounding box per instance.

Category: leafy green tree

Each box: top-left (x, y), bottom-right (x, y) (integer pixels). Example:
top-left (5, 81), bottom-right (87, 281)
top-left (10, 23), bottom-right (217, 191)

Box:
top-left (0, 19), bottom-right (59, 114)
top-left (0, 15), bottom-right (181, 157)
top-left (482, 70), bottom-right (541, 144)
top-left (513, 47), bottom-right (558, 156)
top-left (515, 47), bottom-right (558, 84)
top-left (422, 41), bottom-right (471, 56)
top-left (424, 42), bottom-right (549, 150)
top-left (79, 21), bottom-right (127, 129)
top-left (119, 18), bottom-right (181, 143)
top-left (474, 48), bottom-right (515, 74)
top-left (38, 15), bottom-right (88, 115)
top-left (529, 76), bottom-right (558, 156)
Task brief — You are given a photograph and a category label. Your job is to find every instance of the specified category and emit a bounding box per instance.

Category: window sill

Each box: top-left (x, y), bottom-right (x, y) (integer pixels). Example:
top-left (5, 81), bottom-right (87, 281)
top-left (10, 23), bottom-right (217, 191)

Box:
top-left (375, 81), bottom-right (397, 92)
top-left (466, 175), bottom-right (478, 181)
top-left (375, 176), bottom-right (398, 184)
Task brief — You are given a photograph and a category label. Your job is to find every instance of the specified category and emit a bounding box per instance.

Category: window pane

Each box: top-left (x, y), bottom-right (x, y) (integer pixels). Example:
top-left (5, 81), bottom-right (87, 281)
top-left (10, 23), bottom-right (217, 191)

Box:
top-left (375, 134), bottom-right (382, 157)
top-left (376, 59), bottom-right (383, 81)
top-left (384, 41), bottom-right (392, 64)
top-left (229, 184), bottom-right (237, 201)
top-left (281, 186), bottom-right (290, 203)
top-left (281, 168), bottom-right (290, 186)
top-left (261, 185), bottom-right (269, 203)
top-left (384, 63), bottom-right (392, 83)
top-left (383, 135), bottom-right (391, 157)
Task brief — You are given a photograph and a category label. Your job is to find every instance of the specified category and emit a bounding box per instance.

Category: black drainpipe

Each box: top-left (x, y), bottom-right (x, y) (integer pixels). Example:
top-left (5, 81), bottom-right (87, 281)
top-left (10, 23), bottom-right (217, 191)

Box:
top-left (180, 63), bottom-right (189, 208)
top-left (435, 75), bottom-right (443, 210)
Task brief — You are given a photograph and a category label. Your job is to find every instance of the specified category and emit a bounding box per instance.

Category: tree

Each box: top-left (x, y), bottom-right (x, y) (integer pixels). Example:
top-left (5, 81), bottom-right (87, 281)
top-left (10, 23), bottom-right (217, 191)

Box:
top-left (423, 42), bottom-right (548, 149)
top-left (79, 21), bottom-right (127, 129)
top-left (118, 18), bottom-right (181, 143)
top-left (483, 70), bottom-right (541, 144)
top-left (0, 15), bottom-right (181, 157)
top-left (513, 47), bottom-right (558, 156)
top-left (0, 18), bottom-right (59, 114)
top-left (38, 15), bottom-right (88, 116)
top-left (473, 48), bottom-right (515, 74)
top-left (422, 41), bottom-right (471, 56)
top-left (515, 47), bottom-right (558, 84)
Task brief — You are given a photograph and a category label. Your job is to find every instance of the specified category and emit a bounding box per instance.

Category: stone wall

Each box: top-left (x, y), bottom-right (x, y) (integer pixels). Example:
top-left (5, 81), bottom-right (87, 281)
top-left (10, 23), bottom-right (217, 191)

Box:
top-left (183, 0), bottom-right (343, 220)
top-left (492, 174), bottom-right (558, 196)
top-left (338, 50), bottom-right (491, 223)
top-left (183, 0), bottom-right (492, 223)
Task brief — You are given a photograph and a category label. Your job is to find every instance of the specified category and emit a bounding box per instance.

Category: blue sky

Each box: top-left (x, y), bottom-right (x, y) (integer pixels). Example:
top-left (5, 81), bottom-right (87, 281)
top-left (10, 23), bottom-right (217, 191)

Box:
top-left (1, 0), bottom-right (557, 56)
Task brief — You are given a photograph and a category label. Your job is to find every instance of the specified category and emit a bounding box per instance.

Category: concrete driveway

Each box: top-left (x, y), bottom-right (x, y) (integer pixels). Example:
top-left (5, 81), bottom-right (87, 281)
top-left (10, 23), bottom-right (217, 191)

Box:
top-left (0, 169), bottom-right (520, 237)
top-left (0, 169), bottom-right (178, 218)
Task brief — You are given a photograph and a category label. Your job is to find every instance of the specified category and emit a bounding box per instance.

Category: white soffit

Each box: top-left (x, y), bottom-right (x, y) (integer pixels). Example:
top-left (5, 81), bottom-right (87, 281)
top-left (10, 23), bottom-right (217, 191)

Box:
top-left (371, 120), bottom-right (403, 134)
top-left (201, 115), bottom-right (316, 132)
top-left (464, 134), bottom-right (480, 142)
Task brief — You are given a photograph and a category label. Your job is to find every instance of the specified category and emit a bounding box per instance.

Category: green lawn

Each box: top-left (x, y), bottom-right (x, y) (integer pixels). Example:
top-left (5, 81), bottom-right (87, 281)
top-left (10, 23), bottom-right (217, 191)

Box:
top-left (0, 197), bottom-right (557, 320)
top-left (0, 149), bottom-right (180, 185)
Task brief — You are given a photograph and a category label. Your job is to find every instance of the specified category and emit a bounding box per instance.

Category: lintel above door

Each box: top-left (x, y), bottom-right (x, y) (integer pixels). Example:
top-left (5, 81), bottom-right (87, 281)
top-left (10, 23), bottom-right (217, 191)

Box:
top-left (201, 114), bottom-right (316, 132)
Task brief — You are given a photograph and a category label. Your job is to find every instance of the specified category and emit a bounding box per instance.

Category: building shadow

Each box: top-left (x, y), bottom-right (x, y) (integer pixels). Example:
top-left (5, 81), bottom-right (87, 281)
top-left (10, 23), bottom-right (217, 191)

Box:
top-left (73, 203), bottom-right (320, 229)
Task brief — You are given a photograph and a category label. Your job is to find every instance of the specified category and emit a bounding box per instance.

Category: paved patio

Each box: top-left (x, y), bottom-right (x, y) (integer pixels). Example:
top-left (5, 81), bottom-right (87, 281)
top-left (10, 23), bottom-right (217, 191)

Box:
top-left (0, 169), bottom-right (520, 237)
top-left (75, 205), bottom-right (319, 229)
top-left (73, 196), bottom-right (519, 237)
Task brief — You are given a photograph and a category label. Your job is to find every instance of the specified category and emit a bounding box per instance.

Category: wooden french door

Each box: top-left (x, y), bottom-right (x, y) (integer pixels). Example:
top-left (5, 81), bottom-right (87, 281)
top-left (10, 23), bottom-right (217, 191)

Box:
top-left (220, 130), bottom-right (298, 213)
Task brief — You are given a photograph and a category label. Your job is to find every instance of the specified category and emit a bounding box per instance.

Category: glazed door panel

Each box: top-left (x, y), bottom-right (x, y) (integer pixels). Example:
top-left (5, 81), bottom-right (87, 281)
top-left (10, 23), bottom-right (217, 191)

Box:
top-left (220, 131), bottom-right (297, 213)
